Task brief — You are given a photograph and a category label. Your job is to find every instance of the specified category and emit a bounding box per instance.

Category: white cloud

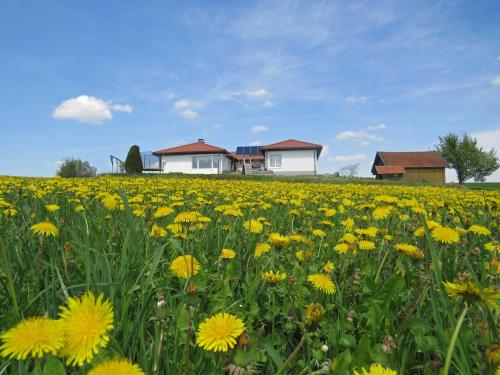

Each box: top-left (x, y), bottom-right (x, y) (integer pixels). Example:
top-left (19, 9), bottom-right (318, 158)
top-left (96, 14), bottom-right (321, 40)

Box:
top-left (250, 140), bottom-right (263, 146)
top-left (490, 76), bottom-right (500, 86)
top-left (173, 99), bottom-right (203, 120)
top-left (336, 124), bottom-right (386, 145)
top-left (111, 104), bottom-right (133, 113)
top-left (251, 124), bottom-right (268, 133)
top-left (53, 95), bottom-right (132, 124)
top-left (174, 99), bottom-right (203, 109)
top-left (336, 130), bottom-right (383, 142)
top-left (180, 110), bottom-right (199, 120)
top-left (346, 95), bottom-right (369, 103)
top-left (247, 88), bottom-right (269, 97)
top-left (327, 153), bottom-right (367, 162)
top-left (213, 124), bottom-right (224, 130)
top-left (263, 100), bottom-right (273, 107)
top-left (366, 123), bottom-right (386, 130)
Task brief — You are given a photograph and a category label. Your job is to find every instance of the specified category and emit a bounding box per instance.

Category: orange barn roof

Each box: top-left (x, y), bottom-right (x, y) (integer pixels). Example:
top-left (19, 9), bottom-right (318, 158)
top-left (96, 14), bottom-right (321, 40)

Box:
top-left (376, 151), bottom-right (448, 168)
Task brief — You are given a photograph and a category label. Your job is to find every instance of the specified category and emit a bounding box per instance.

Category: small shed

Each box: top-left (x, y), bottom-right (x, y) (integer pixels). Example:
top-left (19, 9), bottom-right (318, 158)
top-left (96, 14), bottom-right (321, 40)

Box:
top-left (371, 151), bottom-right (449, 184)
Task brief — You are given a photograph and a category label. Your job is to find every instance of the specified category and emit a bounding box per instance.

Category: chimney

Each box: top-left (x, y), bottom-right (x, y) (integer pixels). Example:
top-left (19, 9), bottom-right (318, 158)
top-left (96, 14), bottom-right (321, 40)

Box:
top-left (198, 138), bottom-right (205, 143)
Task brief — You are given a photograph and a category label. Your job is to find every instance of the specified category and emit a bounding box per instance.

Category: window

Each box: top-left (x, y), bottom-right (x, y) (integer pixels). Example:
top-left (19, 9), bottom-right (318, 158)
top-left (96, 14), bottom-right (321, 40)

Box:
top-left (269, 154), bottom-right (282, 168)
top-left (192, 155), bottom-right (220, 169)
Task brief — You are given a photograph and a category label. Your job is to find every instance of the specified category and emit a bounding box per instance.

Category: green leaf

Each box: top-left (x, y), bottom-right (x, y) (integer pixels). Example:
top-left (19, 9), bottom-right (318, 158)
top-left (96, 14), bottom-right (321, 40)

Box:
top-left (263, 341), bottom-right (284, 369)
top-left (352, 335), bottom-right (372, 369)
top-left (43, 356), bottom-right (66, 375)
top-left (338, 334), bottom-right (357, 348)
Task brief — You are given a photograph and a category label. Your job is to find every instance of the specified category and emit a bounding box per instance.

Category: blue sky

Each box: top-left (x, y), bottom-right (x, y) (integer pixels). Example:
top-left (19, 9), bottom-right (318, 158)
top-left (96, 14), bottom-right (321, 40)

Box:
top-left (1, 0), bottom-right (500, 180)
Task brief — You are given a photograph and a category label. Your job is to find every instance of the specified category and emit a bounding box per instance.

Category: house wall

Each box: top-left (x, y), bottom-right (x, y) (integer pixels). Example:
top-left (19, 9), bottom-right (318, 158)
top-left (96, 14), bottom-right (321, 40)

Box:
top-left (402, 168), bottom-right (446, 184)
top-left (161, 154), bottom-right (232, 174)
top-left (265, 149), bottom-right (317, 175)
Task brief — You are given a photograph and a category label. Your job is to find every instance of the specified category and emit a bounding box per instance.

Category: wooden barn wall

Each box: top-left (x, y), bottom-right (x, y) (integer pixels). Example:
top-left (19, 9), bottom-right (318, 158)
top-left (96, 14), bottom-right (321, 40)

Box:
top-left (402, 168), bottom-right (445, 184)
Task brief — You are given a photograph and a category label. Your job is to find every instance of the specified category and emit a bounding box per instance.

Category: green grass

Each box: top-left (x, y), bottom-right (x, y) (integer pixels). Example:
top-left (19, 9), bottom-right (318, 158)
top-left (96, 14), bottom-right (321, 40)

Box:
top-left (464, 182), bottom-right (500, 190)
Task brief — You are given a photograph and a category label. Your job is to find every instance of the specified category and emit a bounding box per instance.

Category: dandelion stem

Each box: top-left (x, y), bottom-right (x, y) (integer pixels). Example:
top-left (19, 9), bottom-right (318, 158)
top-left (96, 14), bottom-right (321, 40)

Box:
top-left (275, 332), bottom-right (308, 375)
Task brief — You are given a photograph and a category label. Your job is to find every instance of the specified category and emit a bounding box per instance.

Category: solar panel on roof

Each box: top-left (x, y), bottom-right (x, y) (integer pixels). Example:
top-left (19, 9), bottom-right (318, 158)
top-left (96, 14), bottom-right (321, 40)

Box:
top-left (236, 146), bottom-right (261, 155)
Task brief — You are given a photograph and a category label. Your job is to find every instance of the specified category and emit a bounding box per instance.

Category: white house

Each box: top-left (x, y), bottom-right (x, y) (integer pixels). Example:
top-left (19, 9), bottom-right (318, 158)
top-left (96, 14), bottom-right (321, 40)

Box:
top-left (259, 139), bottom-right (322, 175)
top-left (152, 138), bottom-right (322, 175)
top-left (153, 140), bottom-right (233, 174)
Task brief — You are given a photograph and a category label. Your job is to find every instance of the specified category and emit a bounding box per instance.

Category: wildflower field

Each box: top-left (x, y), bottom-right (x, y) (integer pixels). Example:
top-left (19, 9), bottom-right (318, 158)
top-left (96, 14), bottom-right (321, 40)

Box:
top-left (0, 175), bottom-right (499, 375)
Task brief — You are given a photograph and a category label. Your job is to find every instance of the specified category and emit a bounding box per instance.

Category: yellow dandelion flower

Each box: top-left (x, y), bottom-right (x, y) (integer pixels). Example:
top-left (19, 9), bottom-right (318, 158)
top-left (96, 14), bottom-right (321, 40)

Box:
top-left (0, 317), bottom-right (64, 360)
top-left (324, 208), bottom-right (336, 217)
top-left (220, 249), bottom-right (236, 259)
top-left (312, 229), bottom-right (326, 238)
top-left (254, 243), bottom-right (271, 257)
top-left (341, 233), bottom-right (357, 244)
top-left (196, 313), bottom-right (245, 352)
top-left (45, 204), bottom-right (60, 212)
top-left (432, 226), bottom-right (460, 244)
top-left (307, 273), bottom-right (336, 294)
top-left (31, 221), bottom-right (59, 237)
top-left (174, 211), bottom-right (200, 224)
top-left (153, 206), bottom-right (174, 218)
top-left (3, 208), bottom-right (18, 216)
top-left (394, 243), bottom-right (424, 259)
top-left (261, 271), bottom-right (287, 283)
top-left (354, 363), bottom-right (397, 375)
top-left (444, 281), bottom-right (500, 310)
top-left (268, 233), bottom-right (290, 247)
top-left (170, 255), bottom-right (201, 278)
top-left (323, 261), bottom-right (335, 272)
top-left (469, 224), bottom-right (491, 236)
top-left (295, 250), bottom-right (310, 261)
top-left (150, 224), bottom-right (167, 238)
top-left (243, 220), bottom-right (263, 233)
top-left (372, 206), bottom-right (392, 220)
top-left (88, 358), bottom-right (145, 375)
top-left (59, 292), bottom-right (114, 366)
top-left (485, 242), bottom-right (500, 253)
top-left (358, 240), bottom-right (376, 251)
top-left (334, 243), bottom-right (350, 254)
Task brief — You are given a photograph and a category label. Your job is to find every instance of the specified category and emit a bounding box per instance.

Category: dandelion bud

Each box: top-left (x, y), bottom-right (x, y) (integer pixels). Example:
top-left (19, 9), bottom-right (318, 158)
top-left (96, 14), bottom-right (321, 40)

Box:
top-left (258, 323), bottom-right (266, 336)
top-left (157, 294), bottom-right (166, 309)
top-left (305, 303), bottom-right (324, 326)
top-left (347, 310), bottom-right (354, 323)
top-left (63, 241), bottom-right (72, 253)
top-left (320, 344), bottom-right (328, 352)
top-left (187, 281), bottom-right (197, 295)
top-left (237, 331), bottom-right (251, 350)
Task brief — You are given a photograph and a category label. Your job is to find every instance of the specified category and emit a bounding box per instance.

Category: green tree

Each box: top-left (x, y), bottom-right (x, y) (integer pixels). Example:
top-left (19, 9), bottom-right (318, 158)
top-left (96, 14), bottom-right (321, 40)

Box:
top-left (124, 145), bottom-right (143, 174)
top-left (436, 133), bottom-right (499, 184)
top-left (57, 158), bottom-right (97, 178)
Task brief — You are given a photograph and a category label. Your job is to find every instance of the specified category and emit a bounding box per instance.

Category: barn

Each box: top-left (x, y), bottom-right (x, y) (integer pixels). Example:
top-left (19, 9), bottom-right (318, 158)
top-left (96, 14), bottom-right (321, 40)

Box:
top-left (371, 151), bottom-right (449, 184)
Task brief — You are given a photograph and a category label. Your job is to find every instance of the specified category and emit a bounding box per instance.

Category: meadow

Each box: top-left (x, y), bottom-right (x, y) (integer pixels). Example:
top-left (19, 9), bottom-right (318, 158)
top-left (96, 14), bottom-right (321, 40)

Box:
top-left (0, 175), bottom-right (498, 375)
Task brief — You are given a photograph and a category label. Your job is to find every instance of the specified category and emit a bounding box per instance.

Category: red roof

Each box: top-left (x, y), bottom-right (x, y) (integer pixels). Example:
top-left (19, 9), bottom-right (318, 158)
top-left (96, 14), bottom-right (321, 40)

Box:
top-left (153, 141), bottom-right (228, 155)
top-left (374, 165), bottom-right (405, 175)
top-left (228, 152), bottom-right (265, 161)
top-left (260, 139), bottom-right (323, 157)
top-left (377, 151), bottom-right (448, 168)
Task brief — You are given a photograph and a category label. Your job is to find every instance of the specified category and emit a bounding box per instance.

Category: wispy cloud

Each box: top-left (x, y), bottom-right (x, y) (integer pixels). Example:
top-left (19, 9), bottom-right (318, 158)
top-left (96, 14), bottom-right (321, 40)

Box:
top-left (247, 88), bottom-right (269, 97)
top-left (179, 110), bottom-right (199, 120)
top-left (327, 153), bottom-right (367, 162)
top-left (250, 140), bottom-right (263, 146)
top-left (336, 124), bottom-right (386, 146)
top-left (490, 76), bottom-right (500, 86)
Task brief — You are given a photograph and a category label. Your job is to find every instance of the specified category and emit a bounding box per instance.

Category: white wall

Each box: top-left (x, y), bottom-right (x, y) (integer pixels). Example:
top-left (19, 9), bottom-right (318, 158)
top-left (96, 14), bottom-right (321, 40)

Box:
top-left (161, 154), bottom-right (232, 174)
top-left (265, 149), bottom-right (317, 175)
